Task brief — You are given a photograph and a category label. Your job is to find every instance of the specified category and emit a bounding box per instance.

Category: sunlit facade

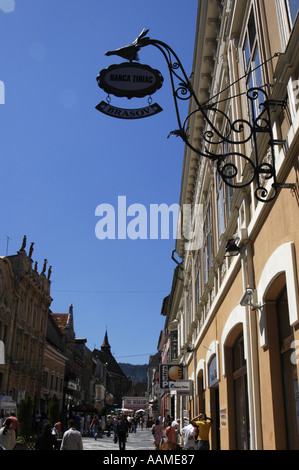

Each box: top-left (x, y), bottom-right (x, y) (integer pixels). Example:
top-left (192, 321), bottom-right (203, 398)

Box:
top-left (167, 0), bottom-right (299, 450)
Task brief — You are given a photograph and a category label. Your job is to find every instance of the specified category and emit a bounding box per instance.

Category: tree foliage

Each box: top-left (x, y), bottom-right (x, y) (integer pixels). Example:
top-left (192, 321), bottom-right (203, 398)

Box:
top-left (17, 394), bottom-right (34, 439)
top-left (48, 394), bottom-right (60, 425)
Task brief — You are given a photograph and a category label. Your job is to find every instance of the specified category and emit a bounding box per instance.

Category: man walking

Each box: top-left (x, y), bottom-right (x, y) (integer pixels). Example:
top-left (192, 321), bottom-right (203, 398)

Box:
top-left (60, 419), bottom-right (83, 450)
top-left (116, 415), bottom-right (128, 451)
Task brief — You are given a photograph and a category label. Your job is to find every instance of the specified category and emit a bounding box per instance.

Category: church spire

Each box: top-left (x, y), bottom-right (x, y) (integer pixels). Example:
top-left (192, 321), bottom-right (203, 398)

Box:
top-left (101, 329), bottom-right (111, 352)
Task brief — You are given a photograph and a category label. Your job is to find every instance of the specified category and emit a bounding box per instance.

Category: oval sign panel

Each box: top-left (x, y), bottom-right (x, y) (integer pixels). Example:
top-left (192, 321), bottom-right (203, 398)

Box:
top-left (97, 62), bottom-right (164, 99)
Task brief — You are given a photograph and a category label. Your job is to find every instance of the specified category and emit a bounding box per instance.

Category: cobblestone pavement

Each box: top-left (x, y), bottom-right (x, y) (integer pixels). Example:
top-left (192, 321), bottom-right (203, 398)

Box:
top-left (82, 428), bottom-right (155, 450)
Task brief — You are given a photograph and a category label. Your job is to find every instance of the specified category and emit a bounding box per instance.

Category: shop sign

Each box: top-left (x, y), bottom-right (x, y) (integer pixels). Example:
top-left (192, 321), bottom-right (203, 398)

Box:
top-left (209, 355), bottom-right (219, 387)
top-left (67, 380), bottom-right (77, 391)
top-left (97, 62), bottom-right (163, 99)
top-left (95, 101), bottom-right (162, 119)
top-left (159, 364), bottom-right (185, 389)
top-left (169, 380), bottom-right (192, 394)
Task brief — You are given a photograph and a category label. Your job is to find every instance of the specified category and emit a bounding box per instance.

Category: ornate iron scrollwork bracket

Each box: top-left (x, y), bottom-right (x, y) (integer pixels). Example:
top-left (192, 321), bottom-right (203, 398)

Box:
top-left (105, 30), bottom-right (287, 203)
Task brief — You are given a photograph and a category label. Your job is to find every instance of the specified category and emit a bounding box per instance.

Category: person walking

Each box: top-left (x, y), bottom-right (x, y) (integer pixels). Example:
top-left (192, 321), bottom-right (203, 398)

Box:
top-left (36, 423), bottom-right (58, 450)
top-left (113, 415), bottom-right (118, 442)
top-left (4, 413), bottom-right (18, 438)
top-left (116, 415), bottom-right (128, 451)
top-left (52, 422), bottom-right (61, 438)
top-left (60, 419), bottom-right (83, 450)
top-left (151, 419), bottom-right (163, 450)
top-left (171, 418), bottom-right (180, 444)
top-left (106, 415), bottom-right (112, 437)
top-left (180, 422), bottom-right (196, 450)
top-left (191, 413), bottom-right (213, 450)
top-left (165, 421), bottom-right (176, 444)
top-left (0, 418), bottom-right (16, 450)
top-left (90, 415), bottom-right (100, 440)
top-left (131, 416), bottom-right (137, 433)
top-left (139, 416), bottom-right (144, 430)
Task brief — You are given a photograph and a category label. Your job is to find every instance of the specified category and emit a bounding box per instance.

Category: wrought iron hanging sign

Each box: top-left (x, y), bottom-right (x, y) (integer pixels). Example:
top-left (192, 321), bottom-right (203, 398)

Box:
top-left (96, 29), bottom-right (288, 202)
top-left (97, 62), bottom-right (163, 98)
top-left (95, 100), bottom-right (163, 120)
top-left (96, 33), bottom-right (164, 120)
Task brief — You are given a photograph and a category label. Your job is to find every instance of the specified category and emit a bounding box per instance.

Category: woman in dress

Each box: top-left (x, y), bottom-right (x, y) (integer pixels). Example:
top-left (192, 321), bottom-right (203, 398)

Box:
top-left (151, 419), bottom-right (163, 450)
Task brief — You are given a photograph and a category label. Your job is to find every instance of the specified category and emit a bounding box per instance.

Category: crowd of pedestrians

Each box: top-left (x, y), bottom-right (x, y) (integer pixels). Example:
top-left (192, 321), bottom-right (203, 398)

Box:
top-left (0, 410), bottom-right (153, 451)
top-left (150, 413), bottom-right (213, 451)
top-left (0, 410), bottom-right (213, 451)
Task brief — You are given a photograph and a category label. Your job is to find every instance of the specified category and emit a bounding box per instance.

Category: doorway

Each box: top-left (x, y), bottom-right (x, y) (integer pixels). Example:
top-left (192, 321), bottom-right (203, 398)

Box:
top-left (210, 385), bottom-right (221, 450)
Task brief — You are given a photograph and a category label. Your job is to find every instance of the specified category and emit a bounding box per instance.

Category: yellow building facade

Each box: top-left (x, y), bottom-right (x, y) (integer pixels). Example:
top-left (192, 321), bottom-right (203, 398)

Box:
top-left (169, 0), bottom-right (299, 450)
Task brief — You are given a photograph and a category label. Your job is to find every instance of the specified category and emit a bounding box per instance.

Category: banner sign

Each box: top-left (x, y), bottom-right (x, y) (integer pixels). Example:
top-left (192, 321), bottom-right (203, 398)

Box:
top-left (95, 101), bottom-right (163, 119)
top-left (97, 62), bottom-right (163, 99)
top-left (169, 380), bottom-right (193, 394)
top-left (208, 355), bottom-right (219, 387)
top-left (159, 364), bottom-right (185, 389)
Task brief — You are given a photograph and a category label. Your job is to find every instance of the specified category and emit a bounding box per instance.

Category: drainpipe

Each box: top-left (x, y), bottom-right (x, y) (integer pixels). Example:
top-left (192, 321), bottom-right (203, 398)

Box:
top-left (240, 226), bottom-right (263, 450)
top-left (190, 253), bottom-right (198, 418)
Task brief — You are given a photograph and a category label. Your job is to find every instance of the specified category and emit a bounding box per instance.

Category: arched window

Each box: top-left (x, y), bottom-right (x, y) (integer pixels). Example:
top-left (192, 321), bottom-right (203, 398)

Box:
top-left (197, 370), bottom-right (205, 414)
top-left (232, 334), bottom-right (250, 450)
top-left (277, 287), bottom-right (299, 449)
top-left (224, 325), bottom-right (250, 450)
top-left (264, 274), bottom-right (299, 449)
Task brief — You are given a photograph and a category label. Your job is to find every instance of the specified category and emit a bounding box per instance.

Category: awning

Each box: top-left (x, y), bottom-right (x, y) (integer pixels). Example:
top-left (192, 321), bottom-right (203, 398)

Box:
top-left (117, 408), bottom-right (134, 413)
top-left (0, 396), bottom-right (17, 410)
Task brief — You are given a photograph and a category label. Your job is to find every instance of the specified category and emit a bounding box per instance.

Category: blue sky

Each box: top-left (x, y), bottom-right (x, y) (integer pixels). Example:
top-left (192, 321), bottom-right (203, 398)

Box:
top-left (0, 0), bottom-right (198, 364)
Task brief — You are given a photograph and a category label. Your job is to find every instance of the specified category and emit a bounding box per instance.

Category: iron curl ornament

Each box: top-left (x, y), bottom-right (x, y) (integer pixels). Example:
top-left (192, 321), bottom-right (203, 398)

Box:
top-left (101, 29), bottom-right (287, 203)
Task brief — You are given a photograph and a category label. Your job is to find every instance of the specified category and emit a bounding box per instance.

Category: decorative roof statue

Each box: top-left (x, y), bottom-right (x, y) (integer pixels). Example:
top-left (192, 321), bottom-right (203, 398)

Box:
top-left (19, 235), bottom-right (26, 252)
top-left (28, 242), bottom-right (34, 258)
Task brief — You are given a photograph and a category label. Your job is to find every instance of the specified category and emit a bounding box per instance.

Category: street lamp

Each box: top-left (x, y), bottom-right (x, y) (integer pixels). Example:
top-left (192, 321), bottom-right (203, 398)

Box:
top-left (239, 287), bottom-right (262, 310)
top-left (98, 29), bottom-right (289, 203)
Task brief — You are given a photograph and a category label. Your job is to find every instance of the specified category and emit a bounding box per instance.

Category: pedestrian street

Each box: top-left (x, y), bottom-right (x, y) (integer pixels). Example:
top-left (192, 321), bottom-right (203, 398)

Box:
top-left (82, 427), bottom-right (155, 450)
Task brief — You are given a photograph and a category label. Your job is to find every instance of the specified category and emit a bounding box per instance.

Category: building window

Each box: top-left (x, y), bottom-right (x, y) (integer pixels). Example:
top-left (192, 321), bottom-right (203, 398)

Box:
top-left (197, 370), bottom-right (205, 416)
top-left (40, 310), bottom-right (44, 332)
top-left (22, 334), bottom-right (27, 362)
top-left (187, 286), bottom-right (193, 331)
top-left (29, 340), bottom-right (34, 368)
top-left (216, 170), bottom-right (234, 246)
top-left (285, 0), bottom-right (298, 28)
top-left (277, 287), bottom-right (299, 449)
top-left (242, 7), bottom-right (264, 119)
top-left (3, 325), bottom-right (8, 346)
top-left (43, 371), bottom-right (49, 388)
top-left (216, 175), bottom-right (226, 241)
top-left (32, 308), bottom-right (37, 329)
top-left (26, 304), bottom-right (31, 323)
top-left (14, 330), bottom-right (20, 361)
top-left (203, 200), bottom-right (213, 285)
top-left (232, 334), bottom-right (250, 450)
top-left (195, 250), bottom-right (201, 306)
top-left (0, 322), bottom-right (8, 345)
